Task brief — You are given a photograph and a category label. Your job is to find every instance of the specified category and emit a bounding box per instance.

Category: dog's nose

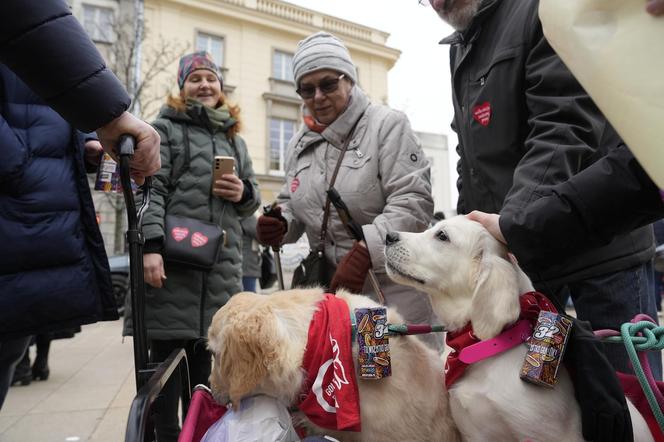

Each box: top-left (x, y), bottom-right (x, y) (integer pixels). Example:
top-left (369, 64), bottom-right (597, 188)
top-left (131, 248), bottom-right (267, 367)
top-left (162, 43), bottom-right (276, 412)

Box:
top-left (385, 232), bottom-right (400, 245)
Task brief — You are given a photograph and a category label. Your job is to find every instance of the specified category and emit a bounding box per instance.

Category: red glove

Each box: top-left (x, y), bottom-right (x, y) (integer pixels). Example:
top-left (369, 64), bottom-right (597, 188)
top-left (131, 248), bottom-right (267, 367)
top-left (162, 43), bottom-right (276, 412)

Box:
top-left (330, 242), bottom-right (372, 294)
top-left (257, 206), bottom-right (287, 247)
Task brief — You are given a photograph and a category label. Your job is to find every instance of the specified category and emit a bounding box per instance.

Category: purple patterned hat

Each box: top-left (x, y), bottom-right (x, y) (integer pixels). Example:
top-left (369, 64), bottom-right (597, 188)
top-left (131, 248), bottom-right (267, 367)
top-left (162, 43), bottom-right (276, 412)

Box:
top-left (177, 51), bottom-right (223, 90)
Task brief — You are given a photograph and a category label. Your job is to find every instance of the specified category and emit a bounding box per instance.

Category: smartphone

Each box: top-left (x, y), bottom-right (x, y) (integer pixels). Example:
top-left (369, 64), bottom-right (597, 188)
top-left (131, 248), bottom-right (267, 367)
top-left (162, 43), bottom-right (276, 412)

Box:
top-left (213, 156), bottom-right (235, 184)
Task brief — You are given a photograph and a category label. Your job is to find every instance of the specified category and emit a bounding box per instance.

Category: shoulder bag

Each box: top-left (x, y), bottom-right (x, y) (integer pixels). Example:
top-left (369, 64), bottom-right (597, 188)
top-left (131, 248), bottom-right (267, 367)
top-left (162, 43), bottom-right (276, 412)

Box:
top-left (162, 124), bottom-right (225, 271)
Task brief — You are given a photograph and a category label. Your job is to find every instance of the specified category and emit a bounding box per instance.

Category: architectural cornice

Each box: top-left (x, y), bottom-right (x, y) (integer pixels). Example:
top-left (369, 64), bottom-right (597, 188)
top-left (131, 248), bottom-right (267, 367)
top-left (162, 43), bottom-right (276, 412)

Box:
top-left (156, 0), bottom-right (400, 66)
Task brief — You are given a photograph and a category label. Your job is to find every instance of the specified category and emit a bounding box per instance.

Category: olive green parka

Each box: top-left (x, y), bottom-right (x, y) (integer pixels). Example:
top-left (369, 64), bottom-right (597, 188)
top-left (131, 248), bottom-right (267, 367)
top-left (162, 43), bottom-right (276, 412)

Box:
top-left (125, 102), bottom-right (260, 340)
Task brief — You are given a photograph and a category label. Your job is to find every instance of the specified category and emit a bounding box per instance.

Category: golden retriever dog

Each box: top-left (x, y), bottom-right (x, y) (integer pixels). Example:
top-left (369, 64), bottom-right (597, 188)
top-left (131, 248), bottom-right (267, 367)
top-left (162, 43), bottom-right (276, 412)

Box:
top-left (384, 215), bottom-right (653, 442)
top-left (207, 288), bottom-right (460, 442)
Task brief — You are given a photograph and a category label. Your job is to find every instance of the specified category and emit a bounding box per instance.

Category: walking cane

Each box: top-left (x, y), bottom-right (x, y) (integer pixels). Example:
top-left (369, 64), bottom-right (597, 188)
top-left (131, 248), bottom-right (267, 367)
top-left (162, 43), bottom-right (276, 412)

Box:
top-left (263, 202), bottom-right (285, 290)
top-left (327, 188), bottom-right (386, 304)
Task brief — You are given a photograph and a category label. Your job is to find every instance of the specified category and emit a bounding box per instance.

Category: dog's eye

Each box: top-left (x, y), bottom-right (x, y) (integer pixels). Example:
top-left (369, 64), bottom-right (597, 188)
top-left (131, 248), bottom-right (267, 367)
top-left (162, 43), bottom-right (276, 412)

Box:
top-left (436, 230), bottom-right (449, 242)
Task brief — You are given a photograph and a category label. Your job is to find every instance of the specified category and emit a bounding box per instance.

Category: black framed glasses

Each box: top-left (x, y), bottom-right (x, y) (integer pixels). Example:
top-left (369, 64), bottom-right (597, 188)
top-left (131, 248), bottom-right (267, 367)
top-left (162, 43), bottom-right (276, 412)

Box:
top-left (296, 74), bottom-right (345, 99)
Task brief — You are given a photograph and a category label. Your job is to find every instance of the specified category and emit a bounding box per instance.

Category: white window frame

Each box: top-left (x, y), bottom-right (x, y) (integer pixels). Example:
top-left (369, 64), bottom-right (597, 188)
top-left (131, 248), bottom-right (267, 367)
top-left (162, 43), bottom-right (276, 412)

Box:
top-left (272, 50), bottom-right (294, 82)
top-left (82, 3), bottom-right (115, 43)
top-left (195, 32), bottom-right (225, 67)
top-left (268, 118), bottom-right (296, 174)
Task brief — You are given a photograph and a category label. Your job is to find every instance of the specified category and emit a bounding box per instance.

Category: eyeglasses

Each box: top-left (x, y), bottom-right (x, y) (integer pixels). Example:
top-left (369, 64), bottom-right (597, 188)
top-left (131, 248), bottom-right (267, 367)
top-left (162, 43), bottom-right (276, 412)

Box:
top-left (296, 74), bottom-right (345, 99)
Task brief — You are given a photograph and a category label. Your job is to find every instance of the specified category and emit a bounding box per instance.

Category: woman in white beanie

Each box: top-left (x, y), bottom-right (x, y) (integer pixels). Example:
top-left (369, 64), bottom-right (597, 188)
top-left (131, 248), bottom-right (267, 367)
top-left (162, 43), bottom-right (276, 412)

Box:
top-left (257, 32), bottom-right (440, 342)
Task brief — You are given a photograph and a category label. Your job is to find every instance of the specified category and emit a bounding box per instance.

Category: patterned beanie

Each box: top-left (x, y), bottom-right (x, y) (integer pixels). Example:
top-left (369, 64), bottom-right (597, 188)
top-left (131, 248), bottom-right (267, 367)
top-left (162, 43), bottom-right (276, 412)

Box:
top-left (292, 32), bottom-right (357, 86)
top-left (177, 51), bottom-right (223, 90)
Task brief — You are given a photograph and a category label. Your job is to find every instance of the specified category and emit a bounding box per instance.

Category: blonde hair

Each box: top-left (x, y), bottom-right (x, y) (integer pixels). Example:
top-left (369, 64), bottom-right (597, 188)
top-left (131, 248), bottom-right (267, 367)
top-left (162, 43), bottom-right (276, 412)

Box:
top-left (166, 92), bottom-right (242, 138)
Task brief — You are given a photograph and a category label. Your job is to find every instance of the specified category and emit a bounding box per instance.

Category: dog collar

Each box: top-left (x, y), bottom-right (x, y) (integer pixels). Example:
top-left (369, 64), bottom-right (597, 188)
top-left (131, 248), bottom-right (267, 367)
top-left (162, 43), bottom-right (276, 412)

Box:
top-left (445, 291), bottom-right (557, 388)
top-left (458, 319), bottom-right (533, 364)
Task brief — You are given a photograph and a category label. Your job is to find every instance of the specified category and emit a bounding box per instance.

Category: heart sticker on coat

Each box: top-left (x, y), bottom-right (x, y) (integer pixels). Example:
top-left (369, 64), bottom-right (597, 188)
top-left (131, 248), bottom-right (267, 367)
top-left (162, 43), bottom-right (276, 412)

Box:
top-left (171, 227), bottom-right (189, 242)
top-left (291, 177), bottom-right (300, 193)
top-left (472, 102), bottom-right (491, 127)
top-left (191, 232), bottom-right (209, 248)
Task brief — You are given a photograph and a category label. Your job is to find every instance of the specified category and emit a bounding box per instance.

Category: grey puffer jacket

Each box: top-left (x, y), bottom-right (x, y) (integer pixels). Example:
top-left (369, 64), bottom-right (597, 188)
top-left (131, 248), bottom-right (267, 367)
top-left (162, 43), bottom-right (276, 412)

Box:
top-left (277, 86), bottom-right (433, 295)
top-left (125, 103), bottom-right (260, 340)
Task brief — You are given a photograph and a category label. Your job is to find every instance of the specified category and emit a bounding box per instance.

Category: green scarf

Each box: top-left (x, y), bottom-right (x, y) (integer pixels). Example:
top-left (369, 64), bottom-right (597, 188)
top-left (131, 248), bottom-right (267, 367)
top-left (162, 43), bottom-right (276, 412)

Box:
top-left (185, 98), bottom-right (236, 132)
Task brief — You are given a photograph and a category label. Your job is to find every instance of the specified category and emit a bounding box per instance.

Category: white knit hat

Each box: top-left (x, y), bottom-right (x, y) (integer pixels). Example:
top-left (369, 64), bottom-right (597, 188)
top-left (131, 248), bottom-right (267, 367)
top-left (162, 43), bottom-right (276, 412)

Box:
top-left (292, 32), bottom-right (358, 86)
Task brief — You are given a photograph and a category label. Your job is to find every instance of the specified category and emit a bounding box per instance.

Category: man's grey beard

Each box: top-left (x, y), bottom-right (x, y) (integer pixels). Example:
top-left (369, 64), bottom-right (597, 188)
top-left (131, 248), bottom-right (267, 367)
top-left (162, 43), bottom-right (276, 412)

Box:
top-left (437, 0), bottom-right (482, 31)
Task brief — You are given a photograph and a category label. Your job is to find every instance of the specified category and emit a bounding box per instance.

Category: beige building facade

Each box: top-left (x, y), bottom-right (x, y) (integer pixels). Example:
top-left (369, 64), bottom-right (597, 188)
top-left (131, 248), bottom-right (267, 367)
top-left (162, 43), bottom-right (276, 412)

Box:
top-left (141, 0), bottom-right (401, 203)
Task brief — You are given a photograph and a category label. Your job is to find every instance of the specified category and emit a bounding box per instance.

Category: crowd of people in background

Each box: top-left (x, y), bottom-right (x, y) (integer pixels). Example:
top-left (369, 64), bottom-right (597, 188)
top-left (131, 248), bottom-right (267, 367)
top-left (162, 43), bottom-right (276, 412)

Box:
top-left (2, 1), bottom-right (664, 441)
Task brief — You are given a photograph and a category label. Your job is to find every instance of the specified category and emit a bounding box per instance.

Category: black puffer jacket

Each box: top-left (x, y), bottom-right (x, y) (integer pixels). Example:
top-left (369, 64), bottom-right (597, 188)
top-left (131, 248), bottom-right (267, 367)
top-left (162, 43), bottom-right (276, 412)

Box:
top-left (442, 0), bottom-right (654, 285)
top-left (0, 0), bottom-right (130, 132)
top-left (501, 144), bottom-right (664, 270)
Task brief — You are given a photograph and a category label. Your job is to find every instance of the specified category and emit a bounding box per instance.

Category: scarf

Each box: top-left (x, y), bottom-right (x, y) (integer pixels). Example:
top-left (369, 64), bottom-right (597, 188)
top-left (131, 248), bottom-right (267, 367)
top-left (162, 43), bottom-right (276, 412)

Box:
top-left (302, 106), bottom-right (329, 134)
top-left (445, 291), bottom-right (558, 388)
top-left (185, 98), bottom-right (236, 133)
top-left (297, 294), bottom-right (361, 432)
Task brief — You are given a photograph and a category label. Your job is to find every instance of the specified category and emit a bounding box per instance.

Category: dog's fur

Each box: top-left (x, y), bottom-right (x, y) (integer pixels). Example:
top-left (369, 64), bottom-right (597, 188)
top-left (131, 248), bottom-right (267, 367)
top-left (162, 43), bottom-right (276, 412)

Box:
top-left (207, 288), bottom-right (460, 441)
top-left (384, 215), bottom-right (653, 442)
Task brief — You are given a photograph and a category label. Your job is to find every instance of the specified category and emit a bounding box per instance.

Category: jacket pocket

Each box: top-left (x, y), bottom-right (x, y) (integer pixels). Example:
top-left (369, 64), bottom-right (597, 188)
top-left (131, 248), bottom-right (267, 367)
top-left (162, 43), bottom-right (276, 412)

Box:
top-left (473, 47), bottom-right (519, 84)
top-left (339, 152), bottom-right (374, 193)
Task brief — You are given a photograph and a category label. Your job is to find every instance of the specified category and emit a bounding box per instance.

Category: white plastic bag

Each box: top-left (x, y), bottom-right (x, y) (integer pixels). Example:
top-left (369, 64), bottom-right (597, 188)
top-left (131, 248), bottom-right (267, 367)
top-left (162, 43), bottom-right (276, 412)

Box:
top-left (201, 395), bottom-right (300, 442)
top-left (539, 0), bottom-right (664, 187)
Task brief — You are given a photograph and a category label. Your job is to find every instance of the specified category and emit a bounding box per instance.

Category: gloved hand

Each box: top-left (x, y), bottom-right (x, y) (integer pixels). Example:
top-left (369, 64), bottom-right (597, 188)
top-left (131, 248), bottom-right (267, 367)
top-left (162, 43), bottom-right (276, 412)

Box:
top-left (563, 317), bottom-right (633, 442)
top-left (257, 206), bottom-right (287, 247)
top-left (330, 241), bottom-right (371, 294)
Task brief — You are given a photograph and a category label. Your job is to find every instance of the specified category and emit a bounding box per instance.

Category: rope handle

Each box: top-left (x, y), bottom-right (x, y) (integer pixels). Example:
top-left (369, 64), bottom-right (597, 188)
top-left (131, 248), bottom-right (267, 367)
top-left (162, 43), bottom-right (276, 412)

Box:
top-left (597, 315), bottom-right (664, 432)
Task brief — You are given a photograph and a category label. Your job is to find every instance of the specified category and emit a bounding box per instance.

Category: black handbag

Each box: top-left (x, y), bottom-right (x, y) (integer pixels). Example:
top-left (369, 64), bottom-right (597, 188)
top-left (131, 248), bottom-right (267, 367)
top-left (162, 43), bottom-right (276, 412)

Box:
top-left (291, 119), bottom-right (360, 289)
top-left (161, 123), bottom-right (231, 271)
top-left (163, 214), bottom-right (224, 270)
top-left (291, 246), bottom-right (331, 289)
top-left (259, 247), bottom-right (277, 289)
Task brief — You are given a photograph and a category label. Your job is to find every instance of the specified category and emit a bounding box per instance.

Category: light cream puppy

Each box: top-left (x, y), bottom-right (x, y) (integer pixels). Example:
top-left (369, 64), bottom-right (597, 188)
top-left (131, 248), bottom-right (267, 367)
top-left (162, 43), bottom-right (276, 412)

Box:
top-left (384, 215), bottom-right (653, 442)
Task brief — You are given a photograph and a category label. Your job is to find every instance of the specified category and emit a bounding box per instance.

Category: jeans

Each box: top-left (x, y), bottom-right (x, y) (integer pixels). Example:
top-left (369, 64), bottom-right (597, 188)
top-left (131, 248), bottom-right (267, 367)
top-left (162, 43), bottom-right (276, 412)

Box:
top-left (242, 277), bottom-right (257, 293)
top-left (150, 339), bottom-right (212, 442)
top-left (538, 261), bottom-right (662, 380)
top-left (0, 336), bottom-right (31, 409)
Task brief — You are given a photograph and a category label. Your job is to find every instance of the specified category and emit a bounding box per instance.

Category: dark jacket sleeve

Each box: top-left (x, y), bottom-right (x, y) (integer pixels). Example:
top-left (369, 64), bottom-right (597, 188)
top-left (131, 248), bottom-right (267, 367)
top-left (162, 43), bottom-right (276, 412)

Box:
top-left (0, 0), bottom-right (130, 132)
top-left (501, 144), bottom-right (664, 270)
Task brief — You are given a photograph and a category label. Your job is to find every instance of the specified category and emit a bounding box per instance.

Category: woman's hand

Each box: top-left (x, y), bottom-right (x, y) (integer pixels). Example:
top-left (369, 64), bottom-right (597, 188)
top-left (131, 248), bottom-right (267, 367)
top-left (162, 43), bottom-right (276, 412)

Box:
top-left (144, 253), bottom-right (166, 288)
top-left (213, 174), bottom-right (244, 202)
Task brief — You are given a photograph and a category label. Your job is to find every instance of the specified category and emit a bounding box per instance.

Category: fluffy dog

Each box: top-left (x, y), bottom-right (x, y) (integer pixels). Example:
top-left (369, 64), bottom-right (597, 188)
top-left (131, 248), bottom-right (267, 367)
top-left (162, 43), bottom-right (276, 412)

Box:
top-left (384, 215), bottom-right (653, 442)
top-left (207, 288), bottom-right (460, 442)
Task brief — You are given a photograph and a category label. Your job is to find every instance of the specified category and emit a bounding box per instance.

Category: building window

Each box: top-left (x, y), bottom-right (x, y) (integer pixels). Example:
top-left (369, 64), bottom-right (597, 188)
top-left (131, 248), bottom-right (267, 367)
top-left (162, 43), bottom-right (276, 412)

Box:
top-left (196, 32), bottom-right (224, 67)
top-left (272, 51), bottom-right (294, 82)
top-left (269, 118), bottom-right (296, 173)
top-left (82, 4), bottom-right (115, 43)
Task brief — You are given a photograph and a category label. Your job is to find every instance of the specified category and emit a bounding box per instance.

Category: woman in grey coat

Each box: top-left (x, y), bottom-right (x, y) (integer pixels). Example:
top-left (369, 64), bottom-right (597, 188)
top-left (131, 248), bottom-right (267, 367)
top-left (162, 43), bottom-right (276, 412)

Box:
top-left (257, 32), bottom-right (438, 335)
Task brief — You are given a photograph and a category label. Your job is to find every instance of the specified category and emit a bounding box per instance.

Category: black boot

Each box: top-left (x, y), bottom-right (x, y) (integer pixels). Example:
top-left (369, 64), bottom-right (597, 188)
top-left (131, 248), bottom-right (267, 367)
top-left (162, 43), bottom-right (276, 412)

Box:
top-left (11, 349), bottom-right (31, 386)
top-left (32, 335), bottom-right (50, 381)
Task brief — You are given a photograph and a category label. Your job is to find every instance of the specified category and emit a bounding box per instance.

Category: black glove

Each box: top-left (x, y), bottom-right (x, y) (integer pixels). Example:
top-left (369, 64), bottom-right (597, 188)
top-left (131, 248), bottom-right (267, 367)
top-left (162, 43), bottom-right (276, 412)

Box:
top-left (563, 317), bottom-right (633, 442)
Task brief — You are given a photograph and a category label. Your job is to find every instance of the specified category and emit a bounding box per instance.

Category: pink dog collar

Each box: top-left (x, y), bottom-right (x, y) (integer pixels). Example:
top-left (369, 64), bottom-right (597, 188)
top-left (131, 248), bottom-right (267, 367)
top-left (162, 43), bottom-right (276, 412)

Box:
top-left (458, 320), bottom-right (533, 364)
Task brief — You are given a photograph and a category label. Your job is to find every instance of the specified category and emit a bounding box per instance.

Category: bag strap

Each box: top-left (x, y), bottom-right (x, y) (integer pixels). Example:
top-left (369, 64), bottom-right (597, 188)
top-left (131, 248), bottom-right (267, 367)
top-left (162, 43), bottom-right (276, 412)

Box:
top-left (170, 123), bottom-right (191, 185)
top-left (318, 116), bottom-right (363, 246)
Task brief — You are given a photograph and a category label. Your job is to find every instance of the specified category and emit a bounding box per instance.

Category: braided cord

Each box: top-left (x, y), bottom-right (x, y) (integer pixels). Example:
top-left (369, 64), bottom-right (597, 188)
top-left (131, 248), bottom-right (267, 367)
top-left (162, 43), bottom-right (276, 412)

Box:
top-left (605, 321), bottom-right (664, 431)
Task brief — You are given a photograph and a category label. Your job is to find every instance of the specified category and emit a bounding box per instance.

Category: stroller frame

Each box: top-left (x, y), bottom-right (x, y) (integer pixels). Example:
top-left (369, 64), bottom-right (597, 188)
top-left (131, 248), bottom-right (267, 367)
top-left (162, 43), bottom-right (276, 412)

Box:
top-left (118, 137), bottom-right (192, 442)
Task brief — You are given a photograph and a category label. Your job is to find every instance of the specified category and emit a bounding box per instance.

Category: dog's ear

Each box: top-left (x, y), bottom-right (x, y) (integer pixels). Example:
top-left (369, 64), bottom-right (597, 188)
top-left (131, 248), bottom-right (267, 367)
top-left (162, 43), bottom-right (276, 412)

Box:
top-left (212, 308), bottom-right (280, 405)
top-left (470, 246), bottom-right (521, 340)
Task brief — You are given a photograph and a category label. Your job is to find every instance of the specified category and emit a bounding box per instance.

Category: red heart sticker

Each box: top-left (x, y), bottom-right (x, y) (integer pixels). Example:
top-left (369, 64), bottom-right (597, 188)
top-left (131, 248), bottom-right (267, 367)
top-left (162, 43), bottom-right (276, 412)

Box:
top-left (191, 232), bottom-right (209, 248)
top-left (290, 177), bottom-right (300, 193)
top-left (472, 102), bottom-right (491, 127)
top-left (171, 227), bottom-right (189, 242)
